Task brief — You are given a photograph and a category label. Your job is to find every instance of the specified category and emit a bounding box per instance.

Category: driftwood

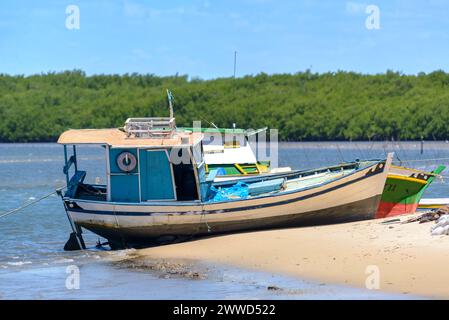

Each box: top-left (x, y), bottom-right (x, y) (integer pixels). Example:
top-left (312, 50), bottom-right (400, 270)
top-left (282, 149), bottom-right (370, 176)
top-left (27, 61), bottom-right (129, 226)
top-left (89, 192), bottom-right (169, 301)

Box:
top-left (402, 205), bottom-right (449, 224)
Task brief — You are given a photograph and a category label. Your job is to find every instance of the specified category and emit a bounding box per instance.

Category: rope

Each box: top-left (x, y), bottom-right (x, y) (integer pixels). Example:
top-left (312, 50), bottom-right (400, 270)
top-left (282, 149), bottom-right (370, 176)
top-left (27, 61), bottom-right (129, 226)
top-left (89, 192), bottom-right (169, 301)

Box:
top-left (200, 211), bottom-right (211, 233)
top-left (0, 187), bottom-right (64, 220)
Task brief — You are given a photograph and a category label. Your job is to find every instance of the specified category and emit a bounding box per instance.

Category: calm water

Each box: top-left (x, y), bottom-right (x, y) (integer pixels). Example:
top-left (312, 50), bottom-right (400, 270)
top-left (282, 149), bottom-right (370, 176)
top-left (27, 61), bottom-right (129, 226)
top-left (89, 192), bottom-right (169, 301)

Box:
top-left (1, 142), bottom-right (448, 300)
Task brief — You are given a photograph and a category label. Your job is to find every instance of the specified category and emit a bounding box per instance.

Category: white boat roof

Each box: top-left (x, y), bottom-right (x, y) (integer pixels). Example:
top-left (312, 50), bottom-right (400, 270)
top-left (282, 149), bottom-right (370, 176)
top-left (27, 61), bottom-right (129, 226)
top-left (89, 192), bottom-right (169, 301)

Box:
top-left (419, 198), bottom-right (449, 205)
top-left (57, 128), bottom-right (203, 147)
top-left (203, 143), bottom-right (257, 164)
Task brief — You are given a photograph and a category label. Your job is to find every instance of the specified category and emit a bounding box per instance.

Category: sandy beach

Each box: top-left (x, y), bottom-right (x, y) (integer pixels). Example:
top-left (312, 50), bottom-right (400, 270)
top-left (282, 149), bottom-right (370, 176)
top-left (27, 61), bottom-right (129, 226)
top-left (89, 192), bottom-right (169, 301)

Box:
top-left (138, 214), bottom-right (449, 299)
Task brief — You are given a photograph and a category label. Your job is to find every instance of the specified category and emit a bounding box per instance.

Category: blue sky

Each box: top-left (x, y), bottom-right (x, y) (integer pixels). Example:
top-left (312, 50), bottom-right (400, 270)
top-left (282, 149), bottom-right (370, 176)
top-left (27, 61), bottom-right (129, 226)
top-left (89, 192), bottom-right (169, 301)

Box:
top-left (1, 0), bottom-right (449, 78)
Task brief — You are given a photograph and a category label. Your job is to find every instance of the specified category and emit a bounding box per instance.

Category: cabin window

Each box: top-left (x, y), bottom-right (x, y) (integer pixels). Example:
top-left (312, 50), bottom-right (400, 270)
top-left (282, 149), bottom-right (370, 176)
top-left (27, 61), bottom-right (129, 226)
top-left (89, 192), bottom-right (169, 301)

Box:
top-left (76, 145), bottom-right (107, 185)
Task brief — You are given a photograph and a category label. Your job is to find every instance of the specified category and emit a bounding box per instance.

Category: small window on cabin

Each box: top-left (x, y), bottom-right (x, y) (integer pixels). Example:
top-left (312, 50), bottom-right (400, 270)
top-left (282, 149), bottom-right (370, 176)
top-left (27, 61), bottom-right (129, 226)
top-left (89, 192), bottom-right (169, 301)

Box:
top-left (73, 145), bottom-right (107, 185)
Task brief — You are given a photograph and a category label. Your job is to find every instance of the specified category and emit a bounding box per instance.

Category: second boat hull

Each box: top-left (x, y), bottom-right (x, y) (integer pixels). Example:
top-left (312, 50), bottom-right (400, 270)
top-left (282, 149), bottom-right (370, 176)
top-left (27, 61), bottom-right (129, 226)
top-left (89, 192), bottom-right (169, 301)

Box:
top-left (375, 165), bottom-right (445, 218)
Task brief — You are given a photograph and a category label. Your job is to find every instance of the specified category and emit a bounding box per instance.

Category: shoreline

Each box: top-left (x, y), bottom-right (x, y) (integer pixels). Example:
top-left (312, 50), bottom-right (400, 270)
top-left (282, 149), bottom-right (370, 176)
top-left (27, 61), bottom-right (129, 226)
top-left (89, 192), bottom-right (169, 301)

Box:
top-left (138, 213), bottom-right (449, 299)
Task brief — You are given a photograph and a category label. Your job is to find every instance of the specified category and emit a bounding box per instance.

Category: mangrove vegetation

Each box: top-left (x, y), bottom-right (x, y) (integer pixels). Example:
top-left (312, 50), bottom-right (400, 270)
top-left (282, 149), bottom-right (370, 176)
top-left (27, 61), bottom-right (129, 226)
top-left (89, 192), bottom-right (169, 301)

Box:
top-left (1, 70), bottom-right (449, 142)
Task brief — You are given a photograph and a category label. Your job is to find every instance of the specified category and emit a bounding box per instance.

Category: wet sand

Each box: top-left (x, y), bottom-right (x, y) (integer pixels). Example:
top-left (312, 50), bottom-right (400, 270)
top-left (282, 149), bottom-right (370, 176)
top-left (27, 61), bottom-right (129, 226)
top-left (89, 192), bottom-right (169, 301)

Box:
top-left (139, 213), bottom-right (449, 299)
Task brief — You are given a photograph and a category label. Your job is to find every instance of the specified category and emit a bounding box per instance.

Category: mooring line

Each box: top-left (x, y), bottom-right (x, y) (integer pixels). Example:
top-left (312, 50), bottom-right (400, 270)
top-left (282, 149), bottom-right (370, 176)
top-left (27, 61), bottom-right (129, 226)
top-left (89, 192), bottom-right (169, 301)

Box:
top-left (0, 187), bottom-right (65, 220)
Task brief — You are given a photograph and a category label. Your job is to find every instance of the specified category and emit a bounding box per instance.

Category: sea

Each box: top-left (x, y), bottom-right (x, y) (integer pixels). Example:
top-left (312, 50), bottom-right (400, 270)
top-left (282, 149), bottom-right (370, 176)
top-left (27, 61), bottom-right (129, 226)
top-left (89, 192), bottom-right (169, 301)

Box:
top-left (1, 141), bottom-right (448, 300)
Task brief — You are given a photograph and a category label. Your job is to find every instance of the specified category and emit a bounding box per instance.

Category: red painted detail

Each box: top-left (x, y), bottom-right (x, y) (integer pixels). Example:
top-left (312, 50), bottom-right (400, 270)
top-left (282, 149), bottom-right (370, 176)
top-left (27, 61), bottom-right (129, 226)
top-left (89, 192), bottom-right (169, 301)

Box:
top-left (375, 201), bottom-right (419, 219)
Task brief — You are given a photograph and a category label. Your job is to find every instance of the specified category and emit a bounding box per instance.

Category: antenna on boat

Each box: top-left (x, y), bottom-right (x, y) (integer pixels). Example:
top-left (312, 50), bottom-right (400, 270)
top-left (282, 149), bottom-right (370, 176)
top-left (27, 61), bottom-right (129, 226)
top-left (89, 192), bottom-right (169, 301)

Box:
top-left (210, 121), bottom-right (219, 129)
top-left (166, 89), bottom-right (174, 119)
top-left (199, 117), bottom-right (219, 129)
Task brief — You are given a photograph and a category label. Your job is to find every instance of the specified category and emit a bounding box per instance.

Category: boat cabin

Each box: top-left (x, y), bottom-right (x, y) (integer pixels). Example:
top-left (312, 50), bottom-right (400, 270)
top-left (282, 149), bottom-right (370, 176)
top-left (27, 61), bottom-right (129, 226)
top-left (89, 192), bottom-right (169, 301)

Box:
top-left (180, 127), bottom-right (271, 175)
top-left (58, 117), bottom-right (210, 203)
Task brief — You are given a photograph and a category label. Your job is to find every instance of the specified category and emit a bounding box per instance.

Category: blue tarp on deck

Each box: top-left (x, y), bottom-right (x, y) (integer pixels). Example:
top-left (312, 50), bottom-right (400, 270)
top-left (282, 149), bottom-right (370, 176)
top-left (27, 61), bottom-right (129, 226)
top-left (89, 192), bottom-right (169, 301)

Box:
top-left (209, 182), bottom-right (249, 202)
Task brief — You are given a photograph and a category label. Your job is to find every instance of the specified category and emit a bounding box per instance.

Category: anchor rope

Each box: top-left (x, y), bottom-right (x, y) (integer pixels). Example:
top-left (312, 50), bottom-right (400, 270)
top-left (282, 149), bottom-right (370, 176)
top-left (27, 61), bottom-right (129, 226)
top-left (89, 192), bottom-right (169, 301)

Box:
top-left (0, 186), bottom-right (65, 220)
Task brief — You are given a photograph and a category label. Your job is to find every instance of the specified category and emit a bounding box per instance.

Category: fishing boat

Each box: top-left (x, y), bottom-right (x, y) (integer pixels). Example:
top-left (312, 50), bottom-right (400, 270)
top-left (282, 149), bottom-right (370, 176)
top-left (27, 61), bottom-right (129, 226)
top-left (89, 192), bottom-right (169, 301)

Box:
top-left (57, 115), bottom-right (392, 249)
top-left (375, 165), bottom-right (445, 218)
top-left (194, 126), bottom-right (444, 219)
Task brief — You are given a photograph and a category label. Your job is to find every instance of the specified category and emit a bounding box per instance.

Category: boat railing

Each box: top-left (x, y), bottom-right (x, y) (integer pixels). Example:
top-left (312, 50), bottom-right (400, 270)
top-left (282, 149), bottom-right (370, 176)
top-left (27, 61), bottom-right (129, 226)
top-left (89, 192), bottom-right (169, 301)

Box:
top-left (124, 117), bottom-right (176, 138)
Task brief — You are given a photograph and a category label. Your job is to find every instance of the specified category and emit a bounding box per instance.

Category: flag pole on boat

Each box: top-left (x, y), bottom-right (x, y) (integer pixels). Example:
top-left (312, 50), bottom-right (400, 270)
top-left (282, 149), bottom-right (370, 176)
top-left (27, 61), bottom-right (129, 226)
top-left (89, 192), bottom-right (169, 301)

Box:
top-left (166, 88), bottom-right (219, 129)
top-left (167, 89), bottom-right (174, 119)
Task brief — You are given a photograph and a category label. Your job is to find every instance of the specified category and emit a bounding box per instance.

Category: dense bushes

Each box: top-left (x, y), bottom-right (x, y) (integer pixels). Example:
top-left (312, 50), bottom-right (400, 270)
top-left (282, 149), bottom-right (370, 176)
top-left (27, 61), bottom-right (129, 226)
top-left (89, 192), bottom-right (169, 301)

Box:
top-left (1, 70), bottom-right (449, 142)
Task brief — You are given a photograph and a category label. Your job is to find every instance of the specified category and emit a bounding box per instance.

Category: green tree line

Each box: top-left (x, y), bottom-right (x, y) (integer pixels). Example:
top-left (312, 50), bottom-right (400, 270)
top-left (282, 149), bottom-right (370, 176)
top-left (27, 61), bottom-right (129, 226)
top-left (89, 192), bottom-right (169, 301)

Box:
top-left (1, 70), bottom-right (449, 142)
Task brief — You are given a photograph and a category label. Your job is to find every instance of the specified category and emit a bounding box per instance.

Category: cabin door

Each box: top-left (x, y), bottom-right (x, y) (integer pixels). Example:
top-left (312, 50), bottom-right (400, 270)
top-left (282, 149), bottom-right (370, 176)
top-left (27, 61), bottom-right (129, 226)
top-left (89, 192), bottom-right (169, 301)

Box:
top-left (139, 149), bottom-right (176, 201)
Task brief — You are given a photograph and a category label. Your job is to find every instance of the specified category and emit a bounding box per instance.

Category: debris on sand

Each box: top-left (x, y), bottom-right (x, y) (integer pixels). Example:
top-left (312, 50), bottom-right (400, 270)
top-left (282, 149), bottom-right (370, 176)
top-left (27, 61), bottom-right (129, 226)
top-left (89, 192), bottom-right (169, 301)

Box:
top-left (431, 215), bottom-right (449, 236)
top-left (115, 258), bottom-right (208, 280)
top-left (403, 206), bottom-right (449, 224)
top-left (267, 285), bottom-right (281, 291)
top-left (381, 218), bottom-right (401, 225)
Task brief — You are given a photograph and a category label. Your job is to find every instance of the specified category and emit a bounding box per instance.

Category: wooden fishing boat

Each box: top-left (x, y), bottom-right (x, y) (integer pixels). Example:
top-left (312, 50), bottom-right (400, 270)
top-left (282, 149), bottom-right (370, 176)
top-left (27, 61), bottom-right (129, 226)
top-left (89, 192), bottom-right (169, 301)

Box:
top-left (194, 127), bottom-right (444, 219)
top-left (57, 116), bottom-right (392, 249)
top-left (375, 165), bottom-right (445, 218)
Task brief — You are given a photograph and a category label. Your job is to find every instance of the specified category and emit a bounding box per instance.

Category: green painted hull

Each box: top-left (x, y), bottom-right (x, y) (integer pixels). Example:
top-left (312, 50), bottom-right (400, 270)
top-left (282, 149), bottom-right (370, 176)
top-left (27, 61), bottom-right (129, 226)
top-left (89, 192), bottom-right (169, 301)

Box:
top-left (377, 165), bottom-right (445, 218)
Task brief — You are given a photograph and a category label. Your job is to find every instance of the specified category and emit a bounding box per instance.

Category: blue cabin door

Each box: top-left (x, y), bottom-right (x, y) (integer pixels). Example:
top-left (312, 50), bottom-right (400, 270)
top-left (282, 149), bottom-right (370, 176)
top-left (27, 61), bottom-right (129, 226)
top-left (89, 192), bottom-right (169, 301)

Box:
top-left (139, 149), bottom-right (176, 201)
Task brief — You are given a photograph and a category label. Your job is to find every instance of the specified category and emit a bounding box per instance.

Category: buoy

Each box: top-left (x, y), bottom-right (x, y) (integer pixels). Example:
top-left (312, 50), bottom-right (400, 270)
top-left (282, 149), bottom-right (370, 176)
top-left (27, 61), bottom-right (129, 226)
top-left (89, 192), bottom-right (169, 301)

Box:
top-left (117, 151), bottom-right (137, 172)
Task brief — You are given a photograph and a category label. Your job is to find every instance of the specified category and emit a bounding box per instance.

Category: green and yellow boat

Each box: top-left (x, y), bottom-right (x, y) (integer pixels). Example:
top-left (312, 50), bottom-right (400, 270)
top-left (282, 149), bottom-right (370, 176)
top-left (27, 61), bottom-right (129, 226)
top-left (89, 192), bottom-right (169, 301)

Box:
top-left (188, 126), bottom-right (445, 220)
top-left (375, 165), bottom-right (445, 218)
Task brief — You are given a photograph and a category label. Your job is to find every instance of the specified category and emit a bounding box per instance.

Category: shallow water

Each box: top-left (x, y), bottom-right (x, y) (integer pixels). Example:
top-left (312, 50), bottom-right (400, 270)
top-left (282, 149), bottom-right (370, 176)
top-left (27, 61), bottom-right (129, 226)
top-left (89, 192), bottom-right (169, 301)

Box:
top-left (0, 142), bottom-right (447, 300)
